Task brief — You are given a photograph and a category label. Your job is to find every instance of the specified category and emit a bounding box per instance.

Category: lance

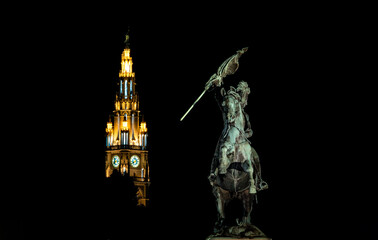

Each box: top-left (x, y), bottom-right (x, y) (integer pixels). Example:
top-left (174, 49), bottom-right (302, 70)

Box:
top-left (180, 85), bottom-right (210, 122)
top-left (180, 47), bottom-right (248, 122)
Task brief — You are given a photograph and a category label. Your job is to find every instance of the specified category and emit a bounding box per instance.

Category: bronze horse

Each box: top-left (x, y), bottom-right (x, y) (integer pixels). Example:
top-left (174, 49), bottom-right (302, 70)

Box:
top-left (209, 87), bottom-right (267, 233)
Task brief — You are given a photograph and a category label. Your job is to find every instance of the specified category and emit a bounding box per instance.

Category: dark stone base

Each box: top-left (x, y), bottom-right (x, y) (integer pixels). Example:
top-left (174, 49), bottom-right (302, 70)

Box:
top-left (207, 238), bottom-right (271, 240)
top-left (206, 224), bottom-right (271, 240)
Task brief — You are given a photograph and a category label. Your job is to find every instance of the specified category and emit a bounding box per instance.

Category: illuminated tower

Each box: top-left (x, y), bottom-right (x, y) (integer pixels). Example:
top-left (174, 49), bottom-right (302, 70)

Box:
top-left (105, 29), bottom-right (150, 206)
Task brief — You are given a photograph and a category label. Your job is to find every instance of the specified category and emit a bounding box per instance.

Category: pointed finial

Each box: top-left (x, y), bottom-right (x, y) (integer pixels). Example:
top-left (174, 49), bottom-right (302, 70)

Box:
top-left (124, 26), bottom-right (130, 47)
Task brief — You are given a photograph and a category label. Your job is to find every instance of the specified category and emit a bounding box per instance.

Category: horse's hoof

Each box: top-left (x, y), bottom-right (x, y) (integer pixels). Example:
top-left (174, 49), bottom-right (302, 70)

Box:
top-left (213, 225), bottom-right (224, 235)
top-left (208, 173), bottom-right (217, 182)
top-left (214, 218), bottom-right (225, 234)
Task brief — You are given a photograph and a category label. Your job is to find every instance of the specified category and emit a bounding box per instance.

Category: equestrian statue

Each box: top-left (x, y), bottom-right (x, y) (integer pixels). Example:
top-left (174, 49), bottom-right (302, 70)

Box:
top-left (181, 47), bottom-right (270, 239)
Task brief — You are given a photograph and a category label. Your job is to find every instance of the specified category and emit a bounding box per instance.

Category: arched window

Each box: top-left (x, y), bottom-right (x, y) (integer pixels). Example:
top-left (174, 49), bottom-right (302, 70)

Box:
top-left (130, 80), bottom-right (133, 99)
top-left (125, 80), bottom-right (128, 99)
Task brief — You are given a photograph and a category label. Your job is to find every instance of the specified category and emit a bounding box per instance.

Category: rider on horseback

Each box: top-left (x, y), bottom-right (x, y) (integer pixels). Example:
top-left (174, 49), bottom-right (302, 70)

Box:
top-left (180, 48), bottom-right (269, 235)
top-left (207, 79), bottom-right (267, 194)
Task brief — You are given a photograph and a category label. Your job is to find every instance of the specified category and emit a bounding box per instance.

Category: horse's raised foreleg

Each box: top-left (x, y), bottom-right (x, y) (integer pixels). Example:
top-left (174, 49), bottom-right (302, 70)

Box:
top-left (219, 142), bottom-right (233, 174)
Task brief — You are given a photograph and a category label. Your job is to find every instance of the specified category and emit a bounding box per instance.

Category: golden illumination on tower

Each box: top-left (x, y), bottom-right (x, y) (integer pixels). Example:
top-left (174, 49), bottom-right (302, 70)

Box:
top-left (115, 100), bottom-right (120, 110)
top-left (119, 48), bottom-right (135, 78)
top-left (132, 102), bottom-right (137, 110)
top-left (140, 122), bottom-right (147, 133)
top-left (105, 28), bottom-right (150, 206)
top-left (121, 121), bottom-right (128, 131)
top-left (106, 122), bottom-right (113, 133)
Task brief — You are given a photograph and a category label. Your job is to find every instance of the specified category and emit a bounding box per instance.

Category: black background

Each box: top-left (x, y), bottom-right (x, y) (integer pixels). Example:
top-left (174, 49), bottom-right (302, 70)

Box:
top-left (2, 3), bottom-right (377, 240)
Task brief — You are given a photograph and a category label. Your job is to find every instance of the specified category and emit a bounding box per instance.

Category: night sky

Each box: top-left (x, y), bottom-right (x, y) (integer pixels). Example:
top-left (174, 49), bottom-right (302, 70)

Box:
top-left (3, 5), bottom-right (376, 240)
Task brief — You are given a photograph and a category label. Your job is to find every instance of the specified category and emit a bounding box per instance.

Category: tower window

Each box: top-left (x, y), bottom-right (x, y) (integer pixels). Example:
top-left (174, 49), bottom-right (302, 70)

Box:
top-left (130, 80), bottom-right (133, 99)
top-left (125, 80), bottom-right (128, 99)
top-left (120, 80), bottom-right (123, 94)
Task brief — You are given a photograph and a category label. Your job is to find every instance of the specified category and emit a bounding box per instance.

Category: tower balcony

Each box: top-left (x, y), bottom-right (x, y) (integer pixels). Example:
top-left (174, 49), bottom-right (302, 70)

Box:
top-left (132, 177), bottom-right (151, 183)
top-left (106, 145), bottom-right (147, 150)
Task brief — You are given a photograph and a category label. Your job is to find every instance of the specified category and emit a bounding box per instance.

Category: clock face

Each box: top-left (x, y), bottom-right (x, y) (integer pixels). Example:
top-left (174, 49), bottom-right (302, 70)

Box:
top-left (130, 155), bottom-right (140, 168)
top-left (112, 155), bottom-right (120, 168)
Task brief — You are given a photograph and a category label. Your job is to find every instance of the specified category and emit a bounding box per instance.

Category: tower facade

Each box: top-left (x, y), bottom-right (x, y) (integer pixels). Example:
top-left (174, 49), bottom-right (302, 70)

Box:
top-left (105, 30), bottom-right (150, 206)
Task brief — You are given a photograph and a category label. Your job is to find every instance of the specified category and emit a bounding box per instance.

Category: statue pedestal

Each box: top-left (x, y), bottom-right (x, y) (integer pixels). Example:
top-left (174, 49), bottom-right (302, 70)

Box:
top-left (206, 224), bottom-right (271, 240)
top-left (207, 238), bottom-right (271, 240)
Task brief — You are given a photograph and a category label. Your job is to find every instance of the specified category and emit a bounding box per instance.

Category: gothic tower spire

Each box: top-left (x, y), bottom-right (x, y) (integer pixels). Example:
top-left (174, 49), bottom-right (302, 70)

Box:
top-left (105, 28), bottom-right (150, 206)
top-left (120, 27), bottom-right (134, 79)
